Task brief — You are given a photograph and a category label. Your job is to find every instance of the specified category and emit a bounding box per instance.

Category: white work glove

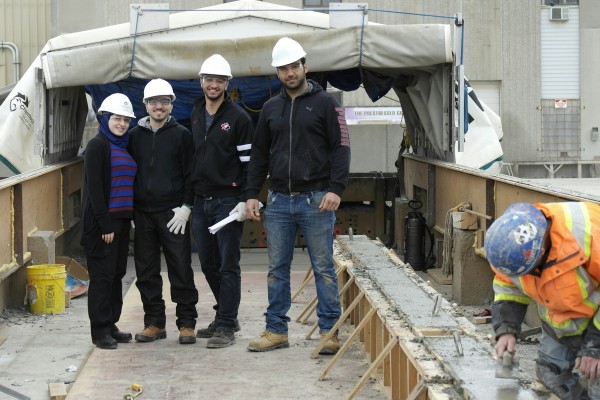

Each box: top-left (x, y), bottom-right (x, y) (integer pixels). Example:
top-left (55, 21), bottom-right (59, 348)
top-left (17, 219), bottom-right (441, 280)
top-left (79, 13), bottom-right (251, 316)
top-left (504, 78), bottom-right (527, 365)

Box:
top-left (229, 202), bottom-right (247, 222)
top-left (167, 205), bottom-right (192, 234)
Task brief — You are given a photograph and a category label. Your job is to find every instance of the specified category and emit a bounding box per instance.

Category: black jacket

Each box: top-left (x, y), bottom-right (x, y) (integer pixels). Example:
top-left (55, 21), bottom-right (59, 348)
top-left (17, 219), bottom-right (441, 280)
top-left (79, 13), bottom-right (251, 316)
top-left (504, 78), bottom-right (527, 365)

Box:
top-left (245, 80), bottom-right (350, 199)
top-left (81, 133), bottom-right (132, 257)
top-left (190, 92), bottom-right (254, 199)
top-left (128, 116), bottom-right (194, 212)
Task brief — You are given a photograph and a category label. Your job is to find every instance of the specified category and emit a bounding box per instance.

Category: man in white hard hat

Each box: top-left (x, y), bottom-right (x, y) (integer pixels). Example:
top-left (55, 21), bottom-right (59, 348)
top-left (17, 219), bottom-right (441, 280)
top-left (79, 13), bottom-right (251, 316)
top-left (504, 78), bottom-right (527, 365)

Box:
top-left (245, 37), bottom-right (351, 355)
top-left (190, 54), bottom-right (254, 348)
top-left (128, 78), bottom-right (199, 345)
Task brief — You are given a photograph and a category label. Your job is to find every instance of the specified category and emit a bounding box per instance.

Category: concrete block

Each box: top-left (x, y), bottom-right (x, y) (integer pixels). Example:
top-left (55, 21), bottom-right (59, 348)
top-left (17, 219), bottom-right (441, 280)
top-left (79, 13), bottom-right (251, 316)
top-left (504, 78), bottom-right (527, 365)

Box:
top-left (27, 231), bottom-right (56, 265)
top-left (451, 229), bottom-right (495, 305)
top-left (452, 211), bottom-right (478, 230)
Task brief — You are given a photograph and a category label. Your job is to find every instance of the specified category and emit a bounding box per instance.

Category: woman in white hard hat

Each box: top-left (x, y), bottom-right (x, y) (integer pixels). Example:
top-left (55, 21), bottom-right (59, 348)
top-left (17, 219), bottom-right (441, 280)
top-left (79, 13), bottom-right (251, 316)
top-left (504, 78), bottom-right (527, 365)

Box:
top-left (81, 93), bottom-right (137, 349)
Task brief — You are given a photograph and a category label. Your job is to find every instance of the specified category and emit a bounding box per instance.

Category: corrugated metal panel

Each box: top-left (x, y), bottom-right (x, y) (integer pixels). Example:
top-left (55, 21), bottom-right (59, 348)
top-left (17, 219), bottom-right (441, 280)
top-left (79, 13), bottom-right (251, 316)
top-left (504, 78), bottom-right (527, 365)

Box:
top-left (541, 6), bottom-right (579, 99)
top-left (0, 0), bottom-right (51, 88)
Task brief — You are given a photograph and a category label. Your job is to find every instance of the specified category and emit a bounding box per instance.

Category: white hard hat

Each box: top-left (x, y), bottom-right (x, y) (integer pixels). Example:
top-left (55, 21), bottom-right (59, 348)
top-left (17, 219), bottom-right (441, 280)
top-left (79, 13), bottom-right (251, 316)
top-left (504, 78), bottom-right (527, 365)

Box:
top-left (198, 54), bottom-right (233, 79)
top-left (98, 93), bottom-right (136, 118)
top-left (143, 78), bottom-right (176, 101)
top-left (271, 37), bottom-right (306, 68)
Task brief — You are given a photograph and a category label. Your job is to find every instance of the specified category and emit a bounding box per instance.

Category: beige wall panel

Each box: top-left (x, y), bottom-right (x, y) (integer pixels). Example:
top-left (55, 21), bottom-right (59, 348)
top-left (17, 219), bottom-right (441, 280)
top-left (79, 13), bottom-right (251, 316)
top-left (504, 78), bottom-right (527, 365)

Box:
top-left (0, 0), bottom-right (51, 87)
top-left (404, 158), bottom-right (429, 200)
top-left (21, 171), bottom-right (60, 243)
top-left (435, 168), bottom-right (486, 229)
top-left (0, 189), bottom-right (11, 266)
top-left (500, 1), bottom-right (541, 163)
top-left (493, 181), bottom-right (562, 217)
top-left (580, 0), bottom-right (600, 162)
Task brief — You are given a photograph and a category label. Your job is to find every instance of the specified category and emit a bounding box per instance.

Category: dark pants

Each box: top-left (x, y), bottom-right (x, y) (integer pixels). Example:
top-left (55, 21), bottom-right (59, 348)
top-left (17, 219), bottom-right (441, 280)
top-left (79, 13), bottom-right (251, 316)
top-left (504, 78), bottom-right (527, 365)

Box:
top-left (87, 219), bottom-right (130, 340)
top-left (133, 209), bottom-right (198, 329)
top-left (192, 195), bottom-right (243, 332)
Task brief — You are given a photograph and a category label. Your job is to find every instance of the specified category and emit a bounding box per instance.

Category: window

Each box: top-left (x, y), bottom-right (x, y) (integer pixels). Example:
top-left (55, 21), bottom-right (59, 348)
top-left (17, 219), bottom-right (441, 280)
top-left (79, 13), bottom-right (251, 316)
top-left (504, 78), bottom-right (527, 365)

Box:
top-left (541, 0), bottom-right (579, 5)
top-left (304, 0), bottom-right (334, 8)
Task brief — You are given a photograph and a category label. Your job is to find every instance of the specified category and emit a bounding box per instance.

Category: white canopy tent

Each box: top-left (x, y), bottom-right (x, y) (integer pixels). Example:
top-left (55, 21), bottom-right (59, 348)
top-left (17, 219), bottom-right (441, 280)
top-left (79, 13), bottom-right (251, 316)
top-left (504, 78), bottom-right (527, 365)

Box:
top-left (0, 0), bottom-right (501, 176)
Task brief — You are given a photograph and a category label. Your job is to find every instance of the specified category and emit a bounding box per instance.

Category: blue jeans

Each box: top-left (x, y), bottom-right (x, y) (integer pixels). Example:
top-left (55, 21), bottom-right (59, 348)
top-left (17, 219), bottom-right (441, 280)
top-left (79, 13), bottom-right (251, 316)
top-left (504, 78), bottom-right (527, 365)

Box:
top-left (192, 195), bottom-right (243, 332)
top-left (263, 190), bottom-right (341, 334)
top-left (538, 330), bottom-right (600, 399)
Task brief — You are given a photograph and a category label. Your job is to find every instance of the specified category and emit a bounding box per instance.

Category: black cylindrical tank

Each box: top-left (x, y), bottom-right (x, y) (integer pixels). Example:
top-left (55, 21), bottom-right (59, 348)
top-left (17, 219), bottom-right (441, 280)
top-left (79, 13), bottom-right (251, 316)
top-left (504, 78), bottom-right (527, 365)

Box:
top-left (404, 204), bottom-right (425, 271)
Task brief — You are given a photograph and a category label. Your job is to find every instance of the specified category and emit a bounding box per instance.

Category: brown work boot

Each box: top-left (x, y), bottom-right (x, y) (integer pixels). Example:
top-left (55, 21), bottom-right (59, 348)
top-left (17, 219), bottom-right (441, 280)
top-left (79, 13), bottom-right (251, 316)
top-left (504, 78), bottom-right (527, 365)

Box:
top-left (179, 327), bottom-right (196, 344)
top-left (134, 325), bottom-right (167, 342)
top-left (247, 331), bottom-right (289, 352)
top-left (318, 332), bottom-right (340, 355)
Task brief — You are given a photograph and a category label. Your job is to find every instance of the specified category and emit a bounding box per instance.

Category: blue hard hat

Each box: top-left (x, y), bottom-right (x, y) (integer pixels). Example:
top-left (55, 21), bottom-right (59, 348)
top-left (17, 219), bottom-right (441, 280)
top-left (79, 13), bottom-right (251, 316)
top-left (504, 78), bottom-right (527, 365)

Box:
top-left (484, 202), bottom-right (547, 277)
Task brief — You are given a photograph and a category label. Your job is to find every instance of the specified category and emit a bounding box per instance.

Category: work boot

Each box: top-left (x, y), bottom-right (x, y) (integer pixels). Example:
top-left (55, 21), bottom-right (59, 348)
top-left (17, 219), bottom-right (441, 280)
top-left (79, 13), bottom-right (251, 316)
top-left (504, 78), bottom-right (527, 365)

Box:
top-left (318, 332), bottom-right (340, 355)
top-left (92, 335), bottom-right (118, 350)
top-left (535, 362), bottom-right (586, 400)
top-left (196, 320), bottom-right (241, 338)
top-left (179, 327), bottom-right (196, 344)
top-left (111, 327), bottom-right (132, 343)
top-left (135, 325), bottom-right (167, 342)
top-left (207, 330), bottom-right (236, 348)
top-left (247, 331), bottom-right (289, 352)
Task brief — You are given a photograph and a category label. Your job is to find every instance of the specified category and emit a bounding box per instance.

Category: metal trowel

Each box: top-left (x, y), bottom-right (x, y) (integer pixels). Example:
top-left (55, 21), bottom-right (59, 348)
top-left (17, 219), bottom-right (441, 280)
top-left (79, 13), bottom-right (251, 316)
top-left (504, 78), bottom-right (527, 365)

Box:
top-left (495, 351), bottom-right (519, 379)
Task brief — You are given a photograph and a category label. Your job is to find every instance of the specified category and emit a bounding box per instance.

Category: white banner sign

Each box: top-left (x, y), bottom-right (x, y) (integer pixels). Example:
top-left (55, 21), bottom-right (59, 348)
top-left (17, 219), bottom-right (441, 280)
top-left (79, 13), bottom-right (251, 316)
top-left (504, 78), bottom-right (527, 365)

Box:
top-left (345, 107), bottom-right (403, 125)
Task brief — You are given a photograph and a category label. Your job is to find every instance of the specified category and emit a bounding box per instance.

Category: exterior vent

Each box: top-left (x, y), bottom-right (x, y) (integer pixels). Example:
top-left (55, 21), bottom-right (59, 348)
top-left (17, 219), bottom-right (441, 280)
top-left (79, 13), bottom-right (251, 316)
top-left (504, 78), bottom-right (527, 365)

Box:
top-left (550, 7), bottom-right (569, 21)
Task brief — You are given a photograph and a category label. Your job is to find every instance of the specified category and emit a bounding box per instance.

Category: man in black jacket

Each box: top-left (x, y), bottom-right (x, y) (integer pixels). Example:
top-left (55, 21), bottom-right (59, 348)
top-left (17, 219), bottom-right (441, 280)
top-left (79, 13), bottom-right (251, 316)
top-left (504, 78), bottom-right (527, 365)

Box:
top-left (245, 38), bottom-right (351, 355)
top-left (190, 55), bottom-right (254, 348)
top-left (128, 78), bottom-right (199, 345)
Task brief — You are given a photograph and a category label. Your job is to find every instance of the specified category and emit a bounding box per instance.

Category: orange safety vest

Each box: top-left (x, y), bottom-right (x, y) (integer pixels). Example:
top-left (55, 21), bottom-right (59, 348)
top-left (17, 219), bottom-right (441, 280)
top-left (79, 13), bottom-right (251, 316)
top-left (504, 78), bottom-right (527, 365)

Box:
top-left (493, 202), bottom-right (600, 337)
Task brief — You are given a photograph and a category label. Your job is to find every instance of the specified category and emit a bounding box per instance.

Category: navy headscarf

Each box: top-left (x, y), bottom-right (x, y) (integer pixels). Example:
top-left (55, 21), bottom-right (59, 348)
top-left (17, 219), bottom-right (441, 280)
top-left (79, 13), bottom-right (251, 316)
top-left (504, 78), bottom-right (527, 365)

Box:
top-left (99, 113), bottom-right (130, 149)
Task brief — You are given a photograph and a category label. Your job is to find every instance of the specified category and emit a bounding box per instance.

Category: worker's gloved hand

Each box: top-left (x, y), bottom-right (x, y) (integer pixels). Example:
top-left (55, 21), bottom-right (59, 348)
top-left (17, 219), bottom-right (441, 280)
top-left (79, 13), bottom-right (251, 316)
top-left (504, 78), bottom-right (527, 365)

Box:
top-left (167, 205), bottom-right (191, 234)
top-left (229, 202), bottom-right (247, 222)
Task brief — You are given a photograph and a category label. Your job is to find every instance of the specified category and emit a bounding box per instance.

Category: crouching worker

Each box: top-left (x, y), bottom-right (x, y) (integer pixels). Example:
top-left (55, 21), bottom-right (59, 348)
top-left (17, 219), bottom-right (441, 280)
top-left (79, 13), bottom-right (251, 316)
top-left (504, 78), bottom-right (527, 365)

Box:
top-left (485, 202), bottom-right (600, 399)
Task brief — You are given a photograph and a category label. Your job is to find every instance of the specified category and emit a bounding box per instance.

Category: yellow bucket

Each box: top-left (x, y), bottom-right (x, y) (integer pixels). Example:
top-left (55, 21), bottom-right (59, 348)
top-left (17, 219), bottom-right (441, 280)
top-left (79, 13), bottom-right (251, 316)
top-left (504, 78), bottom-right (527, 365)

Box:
top-left (26, 264), bottom-right (66, 315)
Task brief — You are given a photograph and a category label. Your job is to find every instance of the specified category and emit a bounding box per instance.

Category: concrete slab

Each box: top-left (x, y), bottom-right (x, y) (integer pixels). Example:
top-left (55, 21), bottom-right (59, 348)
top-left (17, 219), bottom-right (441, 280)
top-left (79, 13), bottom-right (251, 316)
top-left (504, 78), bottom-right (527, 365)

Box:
top-left (0, 249), bottom-right (385, 400)
top-left (336, 235), bottom-right (542, 399)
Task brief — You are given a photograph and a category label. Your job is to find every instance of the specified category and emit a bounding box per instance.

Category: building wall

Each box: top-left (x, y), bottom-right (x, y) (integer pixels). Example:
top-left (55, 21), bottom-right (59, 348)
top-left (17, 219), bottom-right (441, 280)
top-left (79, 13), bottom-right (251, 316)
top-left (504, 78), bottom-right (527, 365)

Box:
top-left (579, 0), bottom-right (600, 161)
top-left (0, 0), bottom-right (51, 87)
top-left (501, 1), bottom-right (541, 163)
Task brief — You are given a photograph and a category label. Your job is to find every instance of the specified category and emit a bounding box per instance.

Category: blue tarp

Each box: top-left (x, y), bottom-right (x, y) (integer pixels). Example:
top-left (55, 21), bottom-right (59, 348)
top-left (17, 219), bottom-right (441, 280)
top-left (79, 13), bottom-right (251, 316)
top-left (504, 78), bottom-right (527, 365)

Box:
top-left (85, 68), bottom-right (389, 129)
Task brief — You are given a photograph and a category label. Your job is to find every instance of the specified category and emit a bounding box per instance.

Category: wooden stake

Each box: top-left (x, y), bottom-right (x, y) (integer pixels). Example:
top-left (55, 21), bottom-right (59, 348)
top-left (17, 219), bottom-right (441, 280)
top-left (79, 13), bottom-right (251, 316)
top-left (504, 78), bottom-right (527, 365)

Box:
top-left (406, 379), bottom-right (426, 400)
top-left (310, 291), bottom-right (365, 357)
top-left (320, 307), bottom-right (377, 380)
top-left (346, 338), bottom-right (398, 399)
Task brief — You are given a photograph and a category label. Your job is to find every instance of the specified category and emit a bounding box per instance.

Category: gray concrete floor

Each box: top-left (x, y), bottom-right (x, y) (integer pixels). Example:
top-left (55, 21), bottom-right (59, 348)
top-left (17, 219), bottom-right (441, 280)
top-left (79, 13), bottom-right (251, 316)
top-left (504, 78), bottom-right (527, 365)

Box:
top-left (0, 249), bottom-right (385, 400)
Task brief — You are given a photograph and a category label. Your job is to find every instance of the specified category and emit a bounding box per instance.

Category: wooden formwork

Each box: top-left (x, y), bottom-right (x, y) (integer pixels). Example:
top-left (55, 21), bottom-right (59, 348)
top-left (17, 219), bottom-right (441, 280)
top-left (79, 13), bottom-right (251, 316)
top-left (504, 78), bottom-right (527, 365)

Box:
top-left (0, 159), bottom-right (82, 312)
top-left (294, 247), bottom-right (459, 400)
top-left (308, 236), bottom-right (542, 400)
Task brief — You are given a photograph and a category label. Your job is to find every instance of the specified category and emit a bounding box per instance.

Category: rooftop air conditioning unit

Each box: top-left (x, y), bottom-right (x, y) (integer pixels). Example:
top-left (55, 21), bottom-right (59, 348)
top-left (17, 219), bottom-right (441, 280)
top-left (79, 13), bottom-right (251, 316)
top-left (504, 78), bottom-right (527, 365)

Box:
top-left (550, 7), bottom-right (569, 21)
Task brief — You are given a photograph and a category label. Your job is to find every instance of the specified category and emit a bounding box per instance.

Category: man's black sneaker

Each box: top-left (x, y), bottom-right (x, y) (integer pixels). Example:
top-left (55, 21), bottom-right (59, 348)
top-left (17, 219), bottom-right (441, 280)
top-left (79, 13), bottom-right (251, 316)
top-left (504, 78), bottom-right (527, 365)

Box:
top-left (92, 335), bottom-right (118, 350)
top-left (196, 320), bottom-right (241, 338)
top-left (111, 329), bottom-right (132, 343)
top-left (206, 330), bottom-right (235, 348)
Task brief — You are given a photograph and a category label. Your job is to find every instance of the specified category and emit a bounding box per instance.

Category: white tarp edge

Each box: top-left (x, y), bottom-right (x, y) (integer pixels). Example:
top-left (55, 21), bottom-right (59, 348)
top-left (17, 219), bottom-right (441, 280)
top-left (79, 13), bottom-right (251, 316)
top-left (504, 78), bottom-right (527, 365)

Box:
top-left (41, 24), bottom-right (452, 88)
top-left (0, 56), bottom-right (45, 174)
